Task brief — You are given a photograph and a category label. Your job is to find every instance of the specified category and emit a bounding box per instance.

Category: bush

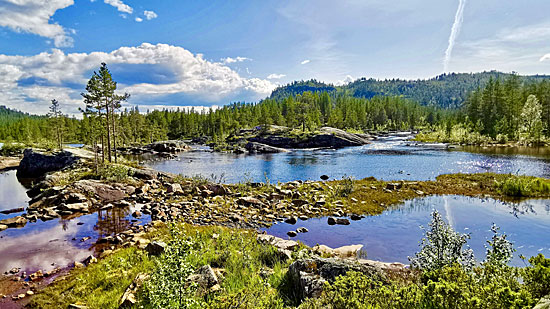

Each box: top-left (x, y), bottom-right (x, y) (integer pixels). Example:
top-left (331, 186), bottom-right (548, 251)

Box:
top-left (335, 175), bottom-right (355, 197)
top-left (409, 210), bottom-right (475, 272)
top-left (0, 142), bottom-right (25, 156)
top-left (96, 164), bottom-right (134, 182)
top-left (524, 254), bottom-right (550, 299)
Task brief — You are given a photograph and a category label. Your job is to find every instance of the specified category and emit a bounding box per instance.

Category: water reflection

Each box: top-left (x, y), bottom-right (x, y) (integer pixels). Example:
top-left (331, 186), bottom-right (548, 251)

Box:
top-left (0, 170), bottom-right (30, 215)
top-left (142, 139), bottom-right (550, 183)
top-left (0, 205), bottom-right (150, 273)
top-left (263, 196), bottom-right (550, 266)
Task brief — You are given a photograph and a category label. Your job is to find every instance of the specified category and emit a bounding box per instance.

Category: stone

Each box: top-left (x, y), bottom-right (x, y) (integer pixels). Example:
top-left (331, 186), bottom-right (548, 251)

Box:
top-left (17, 149), bottom-right (79, 178)
top-left (132, 210), bottom-right (142, 218)
top-left (292, 199), bottom-right (309, 207)
top-left (245, 142), bottom-right (290, 153)
top-left (335, 218), bottom-right (350, 225)
top-left (296, 227), bottom-right (309, 233)
top-left (284, 216), bottom-right (297, 225)
top-left (287, 231), bottom-right (298, 237)
top-left (333, 244), bottom-right (363, 258)
top-left (236, 196), bottom-right (263, 207)
top-left (288, 257), bottom-right (382, 300)
top-left (29, 270), bottom-right (43, 281)
top-left (320, 175), bottom-right (329, 181)
top-left (68, 304), bottom-right (88, 309)
top-left (299, 215), bottom-right (308, 221)
top-left (74, 180), bottom-right (126, 202)
top-left (187, 265), bottom-right (219, 293)
top-left (327, 217), bottom-right (336, 225)
top-left (0, 224), bottom-right (7, 231)
top-left (26, 290), bottom-right (34, 296)
top-left (0, 216), bottom-right (28, 228)
top-left (312, 244), bottom-right (336, 257)
top-left (145, 241), bottom-right (166, 256)
top-left (534, 294), bottom-right (550, 309)
top-left (386, 183), bottom-right (402, 190)
top-left (84, 255), bottom-right (98, 266)
top-left (74, 261), bottom-right (85, 268)
top-left (167, 183), bottom-right (183, 194)
top-left (350, 214), bottom-right (362, 221)
top-left (120, 273), bottom-right (149, 308)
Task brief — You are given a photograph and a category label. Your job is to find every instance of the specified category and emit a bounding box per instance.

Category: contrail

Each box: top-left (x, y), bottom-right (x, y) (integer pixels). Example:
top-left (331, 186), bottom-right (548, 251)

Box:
top-left (443, 0), bottom-right (467, 72)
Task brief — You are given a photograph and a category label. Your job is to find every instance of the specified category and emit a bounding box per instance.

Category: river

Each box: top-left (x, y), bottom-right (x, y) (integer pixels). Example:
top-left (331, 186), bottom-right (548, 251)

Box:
top-left (1, 136), bottom-right (550, 271)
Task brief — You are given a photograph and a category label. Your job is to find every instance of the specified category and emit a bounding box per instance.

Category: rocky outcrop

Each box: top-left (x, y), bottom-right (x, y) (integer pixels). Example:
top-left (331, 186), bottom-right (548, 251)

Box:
top-left (0, 156), bottom-right (20, 171)
top-left (534, 294), bottom-right (550, 309)
top-left (17, 149), bottom-right (79, 178)
top-left (119, 140), bottom-right (191, 156)
top-left (245, 142), bottom-right (290, 154)
top-left (248, 126), bottom-right (371, 149)
top-left (73, 180), bottom-right (126, 202)
top-left (288, 257), bottom-right (383, 299)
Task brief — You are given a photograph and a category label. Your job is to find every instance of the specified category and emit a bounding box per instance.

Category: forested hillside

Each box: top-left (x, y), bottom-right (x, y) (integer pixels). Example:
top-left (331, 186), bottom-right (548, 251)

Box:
top-left (271, 71), bottom-right (550, 108)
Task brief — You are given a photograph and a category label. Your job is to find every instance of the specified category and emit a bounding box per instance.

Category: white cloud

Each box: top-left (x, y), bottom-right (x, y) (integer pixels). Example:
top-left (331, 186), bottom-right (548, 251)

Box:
top-left (0, 43), bottom-right (275, 115)
top-left (267, 73), bottom-right (286, 79)
top-left (0, 0), bottom-right (74, 47)
top-left (453, 21), bottom-right (550, 73)
top-left (143, 10), bottom-right (158, 20)
top-left (300, 59), bottom-right (310, 65)
top-left (541, 54), bottom-right (550, 62)
top-left (221, 56), bottom-right (250, 64)
top-left (104, 0), bottom-right (133, 14)
top-left (335, 75), bottom-right (354, 86)
top-left (135, 17), bottom-right (143, 22)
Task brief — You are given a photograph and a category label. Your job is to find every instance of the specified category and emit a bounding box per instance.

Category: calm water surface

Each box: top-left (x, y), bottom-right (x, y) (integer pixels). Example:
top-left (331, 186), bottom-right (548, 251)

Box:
top-left (264, 195), bottom-right (550, 266)
top-left (143, 137), bottom-right (550, 183)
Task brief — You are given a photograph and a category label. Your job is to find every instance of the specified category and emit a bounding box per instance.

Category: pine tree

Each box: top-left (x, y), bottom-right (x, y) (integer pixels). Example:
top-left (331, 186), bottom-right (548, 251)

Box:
top-left (48, 99), bottom-right (63, 150)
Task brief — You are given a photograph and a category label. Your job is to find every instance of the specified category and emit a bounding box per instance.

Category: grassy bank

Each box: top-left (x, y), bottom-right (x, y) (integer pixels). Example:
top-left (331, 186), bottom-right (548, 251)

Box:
top-left (29, 220), bottom-right (550, 309)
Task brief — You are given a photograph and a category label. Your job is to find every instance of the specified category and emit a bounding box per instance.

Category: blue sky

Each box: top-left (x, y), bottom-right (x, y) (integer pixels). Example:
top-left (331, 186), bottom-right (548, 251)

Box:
top-left (1, 0), bottom-right (550, 115)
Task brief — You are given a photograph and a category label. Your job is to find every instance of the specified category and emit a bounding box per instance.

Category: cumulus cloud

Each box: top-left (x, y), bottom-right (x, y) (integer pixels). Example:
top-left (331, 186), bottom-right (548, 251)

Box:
top-left (104, 0), bottom-right (132, 14)
top-left (267, 74), bottom-right (286, 79)
top-left (0, 0), bottom-right (74, 47)
top-left (0, 43), bottom-right (275, 115)
top-left (335, 75), bottom-right (354, 86)
top-left (221, 56), bottom-right (250, 64)
top-left (135, 17), bottom-right (143, 22)
top-left (143, 10), bottom-right (158, 20)
top-left (540, 54), bottom-right (550, 62)
top-left (300, 59), bottom-right (310, 65)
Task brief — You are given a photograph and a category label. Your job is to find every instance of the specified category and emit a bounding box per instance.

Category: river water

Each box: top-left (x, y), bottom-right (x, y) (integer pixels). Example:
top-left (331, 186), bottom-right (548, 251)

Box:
top-left (143, 136), bottom-right (550, 183)
top-left (1, 136), bottom-right (550, 271)
top-left (263, 195), bottom-right (550, 266)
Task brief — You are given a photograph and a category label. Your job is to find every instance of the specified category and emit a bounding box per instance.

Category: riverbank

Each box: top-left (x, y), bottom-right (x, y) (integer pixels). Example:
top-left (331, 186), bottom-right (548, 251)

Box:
top-left (2, 149), bottom-right (550, 307)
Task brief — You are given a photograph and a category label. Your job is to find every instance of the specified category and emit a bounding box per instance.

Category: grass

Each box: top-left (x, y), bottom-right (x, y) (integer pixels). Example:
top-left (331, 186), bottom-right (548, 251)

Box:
top-left (29, 247), bottom-right (155, 309)
top-left (30, 223), bottom-right (305, 308)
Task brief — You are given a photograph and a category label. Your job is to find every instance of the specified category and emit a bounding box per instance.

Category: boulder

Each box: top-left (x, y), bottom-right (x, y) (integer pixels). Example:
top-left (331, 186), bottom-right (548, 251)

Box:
top-left (0, 216), bottom-right (27, 228)
top-left (327, 217), bottom-right (336, 225)
top-left (236, 196), bottom-right (264, 207)
top-left (335, 218), bottom-right (350, 225)
top-left (333, 244), bottom-right (363, 258)
top-left (74, 180), bottom-right (125, 202)
top-left (296, 227), bottom-right (309, 233)
top-left (167, 183), bottom-right (183, 194)
top-left (245, 142), bottom-right (290, 154)
top-left (17, 149), bottom-right (79, 178)
top-left (288, 257), bottom-right (382, 299)
top-left (386, 183), bottom-right (402, 191)
top-left (284, 216), bottom-right (297, 225)
top-left (145, 241), bottom-right (166, 256)
top-left (119, 274), bottom-right (149, 308)
top-left (0, 224), bottom-right (7, 231)
top-left (287, 231), bottom-right (298, 237)
top-left (187, 265), bottom-right (219, 294)
top-left (534, 294), bottom-right (550, 309)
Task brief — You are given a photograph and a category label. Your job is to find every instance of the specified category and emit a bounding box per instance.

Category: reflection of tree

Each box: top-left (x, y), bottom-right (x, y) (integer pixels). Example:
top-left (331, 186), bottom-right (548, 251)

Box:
top-left (288, 155), bottom-right (319, 166)
top-left (60, 218), bottom-right (69, 231)
top-left (94, 207), bottom-right (132, 239)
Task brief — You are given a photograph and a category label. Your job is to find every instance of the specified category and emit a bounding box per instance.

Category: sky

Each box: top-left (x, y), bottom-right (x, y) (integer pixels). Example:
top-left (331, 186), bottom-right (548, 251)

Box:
top-left (1, 0), bottom-right (550, 115)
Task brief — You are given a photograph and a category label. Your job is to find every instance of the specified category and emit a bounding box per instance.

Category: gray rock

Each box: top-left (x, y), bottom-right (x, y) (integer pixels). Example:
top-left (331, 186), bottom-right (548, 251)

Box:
top-left (0, 216), bottom-right (27, 228)
top-left (284, 216), bottom-right (297, 225)
top-left (287, 231), bottom-right (298, 237)
top-left (534, 294), bottom-right (550, 309)
top-left (0, 224), bottom-right (7, 231)
top-left (74, 180), bottom-right (125, 202)
top-left (336, 218), bottom-right (350, 225)
top-left (296, 227), bottom-right (309, 233)
top-left (17, 149), bottom-right (79, 178)
top-left (167, 183), bottom-right (183, 194)
top-left (327, 217), bottom-right (336, 225)
top-left (386, 183), bottom-right (402, 190)
top-left (145, 241), bottom-right (166, 256)
top-left (187, 265), bottom-right (219, 293)
top-left (288, 257), bottom-right (382, 300)
top-left (245, 142), bottom-right (290, 153)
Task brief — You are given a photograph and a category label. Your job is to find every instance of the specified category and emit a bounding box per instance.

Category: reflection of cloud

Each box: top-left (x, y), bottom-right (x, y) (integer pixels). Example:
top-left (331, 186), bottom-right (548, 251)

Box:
top-left (0, 220), bottom-right (91, 273)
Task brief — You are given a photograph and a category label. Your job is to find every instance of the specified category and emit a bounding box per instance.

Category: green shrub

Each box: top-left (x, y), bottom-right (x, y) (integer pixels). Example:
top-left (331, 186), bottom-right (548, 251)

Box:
top-left (0, 142), bottom-right (25, 156)
top-left (409, 210), bottom-right (475, 272)
top-left (524, 254), bottom-right (550, 299)
top-left (96, 164), bottom-right (134, 182)
top-left (335, 175), bottom-right (355, 197)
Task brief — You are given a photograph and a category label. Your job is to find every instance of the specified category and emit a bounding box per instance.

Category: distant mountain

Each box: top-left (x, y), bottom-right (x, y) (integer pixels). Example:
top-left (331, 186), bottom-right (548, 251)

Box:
top-left (270, 71), bottom-right (550, 108)
top-left (0, 105), bottom-right (42, 124)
